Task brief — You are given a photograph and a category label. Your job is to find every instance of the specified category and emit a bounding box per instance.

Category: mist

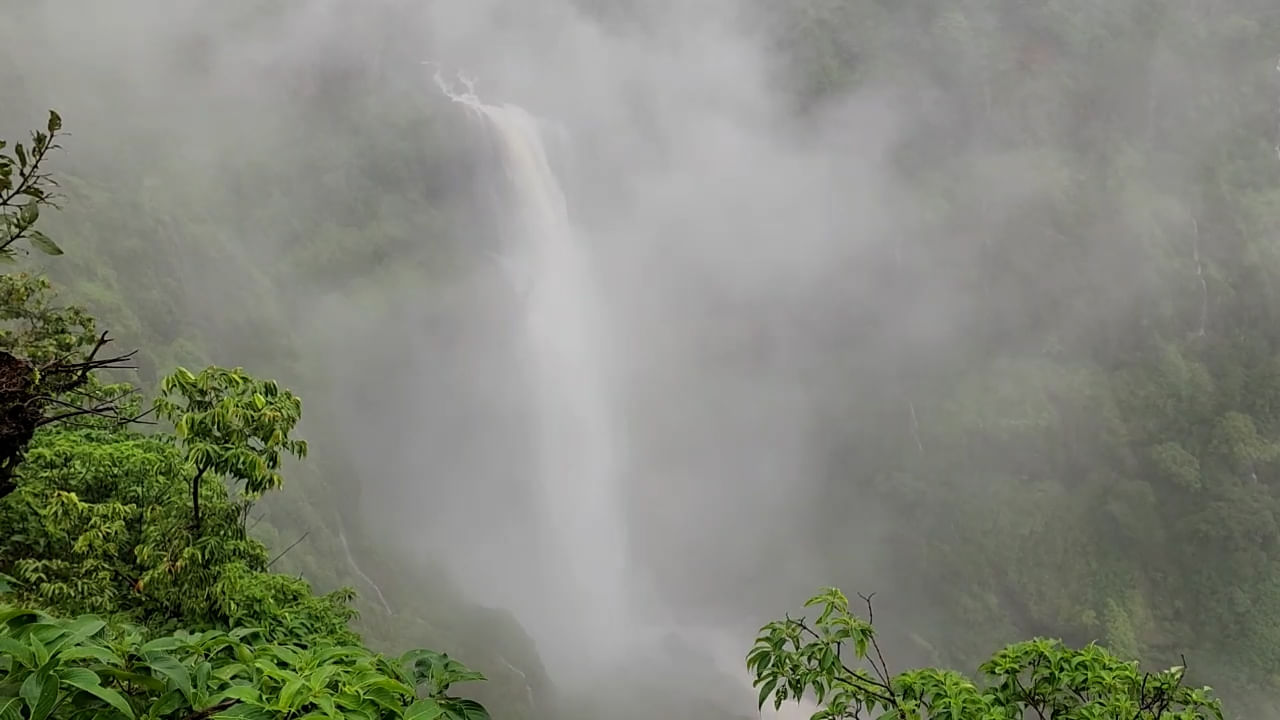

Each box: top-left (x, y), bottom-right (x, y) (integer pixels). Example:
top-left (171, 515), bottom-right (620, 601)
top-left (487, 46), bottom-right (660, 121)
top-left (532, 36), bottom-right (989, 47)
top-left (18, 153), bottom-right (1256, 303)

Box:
top-left (3, 0), bottom-right (1279, 717)
top-left (339, 0), bottom-right (921, 685)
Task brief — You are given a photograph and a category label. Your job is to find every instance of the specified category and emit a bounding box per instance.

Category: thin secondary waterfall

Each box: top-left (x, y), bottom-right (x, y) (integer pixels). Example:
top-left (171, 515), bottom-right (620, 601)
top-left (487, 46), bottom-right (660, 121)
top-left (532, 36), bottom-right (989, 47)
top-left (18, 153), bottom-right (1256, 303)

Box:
top-left (435, 70), bottom-right (630, 675)
top-left (335, 511), bottom-right (393, 615)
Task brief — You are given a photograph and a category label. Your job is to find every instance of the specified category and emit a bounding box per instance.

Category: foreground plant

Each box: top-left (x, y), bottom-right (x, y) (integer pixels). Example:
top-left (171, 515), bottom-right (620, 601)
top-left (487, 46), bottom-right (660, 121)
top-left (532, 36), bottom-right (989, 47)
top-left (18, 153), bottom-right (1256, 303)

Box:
top-left (154, 366), bottom-right (307, 533)
top-left (748, 587), bottom-right (1225, 720)
top-left (0, 599), bottom-right (491, 720)
top-left (0, 110), bottom-right (65, 259)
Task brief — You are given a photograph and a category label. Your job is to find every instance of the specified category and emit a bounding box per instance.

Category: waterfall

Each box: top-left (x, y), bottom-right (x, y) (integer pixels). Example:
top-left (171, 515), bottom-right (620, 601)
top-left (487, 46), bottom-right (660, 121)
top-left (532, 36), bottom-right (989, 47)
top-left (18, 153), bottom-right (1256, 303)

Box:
top-left (335, 511), bottom-right (394, 615)
top-left (432, 69), bottom-right (818, 720)
top-left (435, 70), bottom-right (630, 676)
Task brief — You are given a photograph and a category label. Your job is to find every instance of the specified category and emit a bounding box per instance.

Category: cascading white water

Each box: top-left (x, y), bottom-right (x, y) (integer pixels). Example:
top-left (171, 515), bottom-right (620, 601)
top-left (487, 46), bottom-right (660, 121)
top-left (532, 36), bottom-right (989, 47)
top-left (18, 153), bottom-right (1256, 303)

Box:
top-left (432, 69), bottom-right (818, 720)
top-left (335, 512), bottom-right (393, 615)
top-left (434, 70), bottom-right (631, 676)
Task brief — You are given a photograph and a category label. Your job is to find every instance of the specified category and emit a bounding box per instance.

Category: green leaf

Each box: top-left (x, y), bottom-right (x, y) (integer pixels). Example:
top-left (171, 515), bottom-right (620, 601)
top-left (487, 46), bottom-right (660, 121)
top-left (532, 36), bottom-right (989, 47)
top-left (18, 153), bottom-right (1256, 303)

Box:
top-left (277, 679), bottom-right (306, 711)
top-left (313, 695), bottom-right (338, 717)
top-left (49, 617), bottom-right (106, 653)
top-left (139, 636), bottom-right (185, 654)
top-left (47, 111), bottom-right (61, 133)
top-left (212, 663), bottom-right (248, 682)
top-left (209, 685), bottom-right (260, 704)
top-left (20, 671), bottom-right (57, 720)
top-left (0, 637), bottom-right (33, 667)
top-left (267, 645), bottom-right (300, 666)
top-left (228, 627), bottom-right (262, 641)
top-left (18, 198), bottom-right (38, 226)
top-left (97, 668), bottom-right (166, 693)
top-left (212, 705), bottom-right (275, 720)
top-left (194, 661), bottom-right (212, 700)
top-left (757, 676), bottom-right (779, 709)
top-left (0, 697), bottom-right (20, 720)
top-left (26, 231), bottom-right (61, 256)
top-left (146, 654), bottom-right (193, 701)
top-left (440, 698), bottom-right (490, 720)
top-left (404, 700), bottom-right (446, 720)
top-left (151, 690), bottom-right (188, 716)
top-left (60, 645), bottom-right (124, 666)
top-left (60, 667), bottom-right (135, 719)
top-left (29, 633), bottom-right (49, 668)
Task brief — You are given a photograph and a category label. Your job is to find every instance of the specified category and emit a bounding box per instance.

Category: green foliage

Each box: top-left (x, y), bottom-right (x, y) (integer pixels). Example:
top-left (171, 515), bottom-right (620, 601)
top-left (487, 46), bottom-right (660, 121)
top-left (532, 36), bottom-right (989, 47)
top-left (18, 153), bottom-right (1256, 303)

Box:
top-left (155, 366), bottom-right (307, 496)
top-left (0, 601), bottom-right (490, 720)
top-left (0, 102), bottom-right (505, 719)
top-left (0, 271), bottom-right (138, 430)
top-left (0, 425), bottom-right (352, 646)
top-left (750, 588), bottom-right (1225, 720)
top-left (0, 274), bottom-right (96, 367)
top-left (0, 111), bottom-right (64, 260)
top-left (0, 354), bottom-right (492, 715)
top-left (154, 366), bottom-right (306, 532)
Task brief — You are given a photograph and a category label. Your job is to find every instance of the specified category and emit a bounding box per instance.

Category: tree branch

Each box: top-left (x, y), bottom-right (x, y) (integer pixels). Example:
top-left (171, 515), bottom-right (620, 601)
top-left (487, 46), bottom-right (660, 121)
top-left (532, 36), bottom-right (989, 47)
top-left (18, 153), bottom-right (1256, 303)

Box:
top-left (856, 592), bottom-right (894, 687)
top-left (33, 399), bottom-right (152, 428)
top-left (793, 617), bottom-right (896, 704)
top-left (181, 699), bottom-right (237, 720)
top-left (0, 130), bottom-right (59, 210)
top-left (267, 530), bottom-right (310, 568)
top-left (190, 466), bottom-right (208, 533)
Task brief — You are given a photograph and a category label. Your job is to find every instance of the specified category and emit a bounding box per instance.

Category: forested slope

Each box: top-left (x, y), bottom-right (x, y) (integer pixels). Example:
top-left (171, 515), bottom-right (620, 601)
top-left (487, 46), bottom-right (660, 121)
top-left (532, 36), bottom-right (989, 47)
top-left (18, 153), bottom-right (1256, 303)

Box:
top-left (760, 0), bottom-right (1280, 712)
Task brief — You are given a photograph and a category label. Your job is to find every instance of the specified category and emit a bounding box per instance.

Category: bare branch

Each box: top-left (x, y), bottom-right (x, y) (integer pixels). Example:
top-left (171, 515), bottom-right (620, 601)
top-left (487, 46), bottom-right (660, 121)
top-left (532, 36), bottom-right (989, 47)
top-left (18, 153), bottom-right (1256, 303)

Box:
top-left (267, 530), bottom-right (311, 568)
top-left (857, 593), bottom-right (894, 688)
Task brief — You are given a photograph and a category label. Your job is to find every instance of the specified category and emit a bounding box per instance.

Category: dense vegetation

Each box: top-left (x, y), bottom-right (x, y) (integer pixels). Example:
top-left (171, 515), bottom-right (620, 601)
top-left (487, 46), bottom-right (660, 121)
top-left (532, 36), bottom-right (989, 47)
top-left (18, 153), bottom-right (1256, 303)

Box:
top-left (751, 588), bottom-right (1224, 720)
top-left (0, 124), bottom-right (494, 719)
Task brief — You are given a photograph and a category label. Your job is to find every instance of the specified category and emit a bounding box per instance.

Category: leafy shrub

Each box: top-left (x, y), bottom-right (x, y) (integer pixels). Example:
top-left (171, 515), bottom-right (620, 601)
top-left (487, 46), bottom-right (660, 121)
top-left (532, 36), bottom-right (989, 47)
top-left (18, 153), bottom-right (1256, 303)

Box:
top-left (0, 599), bottom-right (490, 720)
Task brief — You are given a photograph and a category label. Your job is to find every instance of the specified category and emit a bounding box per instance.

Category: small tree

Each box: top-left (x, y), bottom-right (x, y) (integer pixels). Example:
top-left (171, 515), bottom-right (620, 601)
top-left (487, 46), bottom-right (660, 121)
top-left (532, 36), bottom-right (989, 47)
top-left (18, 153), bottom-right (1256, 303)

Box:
top-left (749, 587), bottom-right (1225, 720)
top-left (154, 366), bottom-right (307, 533)
top-left (0, 109), bottom-right (66, 259)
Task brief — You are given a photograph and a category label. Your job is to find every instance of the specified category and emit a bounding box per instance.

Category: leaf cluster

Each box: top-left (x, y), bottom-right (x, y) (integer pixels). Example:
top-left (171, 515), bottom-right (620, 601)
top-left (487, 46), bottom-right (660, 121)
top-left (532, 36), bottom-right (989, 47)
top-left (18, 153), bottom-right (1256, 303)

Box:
top-left (155, 367), bottom-right (307, 498)
top-left (0, 425), bottom-right (348, 646)
top-left (0, 111), bottom-right (65, 260)
top-left (0, 601), bottom-right (490, 720)
top-left (749, 588), bottom-right (1226, 720)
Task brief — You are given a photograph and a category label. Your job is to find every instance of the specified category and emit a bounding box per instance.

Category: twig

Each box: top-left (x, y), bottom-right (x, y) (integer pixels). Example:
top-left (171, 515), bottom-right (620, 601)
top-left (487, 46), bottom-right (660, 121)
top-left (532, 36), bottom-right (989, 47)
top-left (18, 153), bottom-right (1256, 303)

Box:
top-left (857, 593), bottom-right (894, 687)
top-left (793, 618), bottom-right (896, 704)
top-left (35, 402), bottom-right (151, 428)
top-left (1013, 669), bottom-right (1048, 720)
top-left (267, 531), bottom-right (310, 568)
top-left (0, 130), bottom-right (59, 209)
top-left (181, 699), bottom-right (237, 720)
